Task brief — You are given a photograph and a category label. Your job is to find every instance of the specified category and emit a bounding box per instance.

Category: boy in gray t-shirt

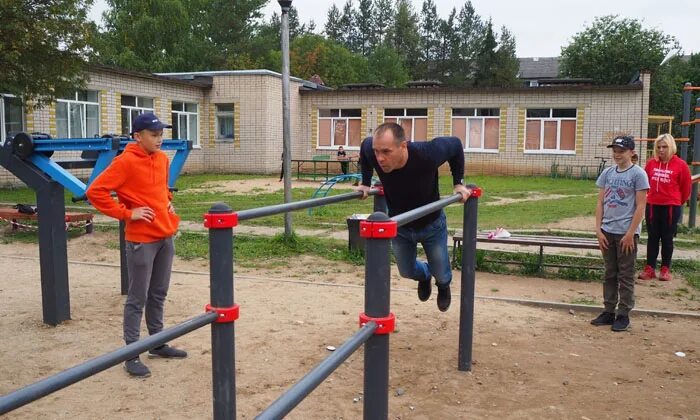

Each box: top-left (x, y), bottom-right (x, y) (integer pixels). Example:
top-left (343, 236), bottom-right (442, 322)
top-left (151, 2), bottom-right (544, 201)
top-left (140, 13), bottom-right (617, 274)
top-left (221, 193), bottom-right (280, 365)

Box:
top-left (591, 136), bottom-right (649, 332)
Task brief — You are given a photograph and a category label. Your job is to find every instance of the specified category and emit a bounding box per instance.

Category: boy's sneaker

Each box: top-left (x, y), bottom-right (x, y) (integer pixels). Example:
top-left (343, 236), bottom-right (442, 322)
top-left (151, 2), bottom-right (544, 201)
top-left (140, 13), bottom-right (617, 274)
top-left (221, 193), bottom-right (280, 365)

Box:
top-left (148, 344), bottom-right (188, 359)
top-left (590, 311), bottom-right (615, 326)
top-left (637, 265), bottom-right (656, 280)
top-left (437, 285), bottom-right (451, 312)
top-left (125, 357), bottom-right (151, 378)
top-left (611, 315), bottom-right (630, 332)
top-left (417, 279), bottom-right (432, 301)
top-left (659, 266), bottom-right (672, 281)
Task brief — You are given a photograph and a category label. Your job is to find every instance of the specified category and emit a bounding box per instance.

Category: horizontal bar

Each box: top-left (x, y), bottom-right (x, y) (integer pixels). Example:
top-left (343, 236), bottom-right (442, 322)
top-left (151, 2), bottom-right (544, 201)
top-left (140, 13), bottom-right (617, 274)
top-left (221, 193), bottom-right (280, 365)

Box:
top-left (0, 311), bottom-right (218, 415)
top-left (392, 194), bottom-right (463, 227)
top-left (256, 321), bottom-right (378, 420)
top-left (31, 138), bottom-right (117, 152)
top-left (237, 189), bottom-right (378, 221)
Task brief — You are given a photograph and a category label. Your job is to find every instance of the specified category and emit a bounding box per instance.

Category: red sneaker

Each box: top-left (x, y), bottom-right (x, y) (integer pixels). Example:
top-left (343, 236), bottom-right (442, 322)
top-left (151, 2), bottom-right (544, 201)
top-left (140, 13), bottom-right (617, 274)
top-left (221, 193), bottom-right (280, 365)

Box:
top-left (637, 265), bottom-right (656, 280)
top-left (659, 266), bottom-right (672, 281)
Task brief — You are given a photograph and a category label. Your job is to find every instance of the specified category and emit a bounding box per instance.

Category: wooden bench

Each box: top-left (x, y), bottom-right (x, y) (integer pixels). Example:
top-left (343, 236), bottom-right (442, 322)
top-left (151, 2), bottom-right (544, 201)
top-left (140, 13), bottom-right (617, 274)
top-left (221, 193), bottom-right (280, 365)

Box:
top-left (452, 229), bottom-right (600, 272)
top-left (0, 207), bottom-right (94, 233)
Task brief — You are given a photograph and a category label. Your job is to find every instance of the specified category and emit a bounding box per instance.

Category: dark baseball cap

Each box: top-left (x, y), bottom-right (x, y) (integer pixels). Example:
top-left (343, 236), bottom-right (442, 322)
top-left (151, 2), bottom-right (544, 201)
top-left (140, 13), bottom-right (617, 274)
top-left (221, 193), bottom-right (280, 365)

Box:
top-left (607, 136), bottom-right (635, 151)
top-left (131, 112), bottom-right (172, 134)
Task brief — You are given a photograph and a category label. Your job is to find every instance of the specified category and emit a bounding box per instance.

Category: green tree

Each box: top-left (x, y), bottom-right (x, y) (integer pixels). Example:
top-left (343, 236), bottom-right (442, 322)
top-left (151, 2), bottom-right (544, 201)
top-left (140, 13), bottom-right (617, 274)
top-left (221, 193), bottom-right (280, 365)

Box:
top-left (418, 0), bottom-right (440, 80)
top-left (472, 20), bottom-right (497, 87)
top-left (367, 43), bottom-right (410, 87)
top-left (324, 4), bottom-right (343, 43)
top-left (650, 53), bottom-right (700, 137)
top-left (373, 0), bottom-right (395, 47)
top-left (435, 8), bottom-right (458, 84)
top-left (356, 0), bottom-right (375, 56)
top-left (560, 15), bottom-right (680, 85)
top-left (338, 0), bottom-right (359, 53)
top-left (0, 0), bottom-right (93, 106)
top-left (452, 0), bottom-right (483, 86)
top-left (390, 0), bottom-right (420, 79)
top-left (492, 27), bottom-right (519, 87)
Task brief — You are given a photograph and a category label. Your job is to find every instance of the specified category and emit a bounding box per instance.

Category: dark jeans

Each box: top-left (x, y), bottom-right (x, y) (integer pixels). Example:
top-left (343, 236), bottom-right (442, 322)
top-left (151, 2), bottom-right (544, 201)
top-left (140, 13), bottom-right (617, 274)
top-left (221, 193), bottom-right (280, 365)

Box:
top-left (124, 237), bottom-right (175, 344)
top-left (601, 230), bottom-right (638, 316)
top-left (645, 204), bottom-right (681, 268)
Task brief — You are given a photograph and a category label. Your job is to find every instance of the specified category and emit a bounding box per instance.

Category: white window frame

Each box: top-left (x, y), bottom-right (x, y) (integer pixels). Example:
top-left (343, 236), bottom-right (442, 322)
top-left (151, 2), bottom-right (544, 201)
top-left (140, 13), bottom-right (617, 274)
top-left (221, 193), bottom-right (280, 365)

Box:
top-left (1, 94), bottom-right (24, 145)
top-left (383, 108), bottom-right (428, 141)
top-left (452, 108), bottom-right (500, 153)
top-left (215, 104), bottom-right (235, 142)
top-left (317, 108), bottom-right (362, 149)
top-left (56, 90), bottom-right (100, 138)
top-left (171, 101), bottom-right (199, 147)
top-left (121, 95), bottom-right (154, 135)
top-left (524, 108), bottom-right (577, 155)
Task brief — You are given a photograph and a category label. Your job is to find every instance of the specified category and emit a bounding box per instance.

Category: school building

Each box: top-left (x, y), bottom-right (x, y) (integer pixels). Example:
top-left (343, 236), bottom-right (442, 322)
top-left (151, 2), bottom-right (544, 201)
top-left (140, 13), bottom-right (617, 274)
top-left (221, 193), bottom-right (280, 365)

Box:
top-left (0, 64), bottom-right (651, 186)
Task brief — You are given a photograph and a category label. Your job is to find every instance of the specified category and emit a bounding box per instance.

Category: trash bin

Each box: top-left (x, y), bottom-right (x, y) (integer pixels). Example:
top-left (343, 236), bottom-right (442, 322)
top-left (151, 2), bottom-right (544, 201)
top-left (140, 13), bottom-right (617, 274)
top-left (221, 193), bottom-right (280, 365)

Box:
top-left (347, 214), bottom-right (369, 254)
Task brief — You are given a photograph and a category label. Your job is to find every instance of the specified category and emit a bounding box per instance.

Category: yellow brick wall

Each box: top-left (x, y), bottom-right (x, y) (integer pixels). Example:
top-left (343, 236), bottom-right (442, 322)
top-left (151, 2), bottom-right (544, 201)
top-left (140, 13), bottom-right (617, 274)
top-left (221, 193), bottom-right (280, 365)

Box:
top-left (377, 108), bottom-right (384, 124)
top-left (208, 103), bottom-right (216, 148)
top-left (516, 107), bottom-right (525, 153)
top-left (443, 107), bottom-right (452, 136)
top-left (361, 107), bottom-right (367, 139)
top-left (310, 106), bottom-right (317, 148)
top-left (116, 93), bottom-right (122, 135)
top-left (575, 107), bottom-right (585, 154)
top-left (427, 107), bottom-right (435, 138)
top-left (25, 101), bottom-right (35, 133)
top-left (48, 103), bottom-right (56, 137)
top-left (499, 106), bottom-right (508, 153)
top-left (100, 90), bottom-right (109, 135)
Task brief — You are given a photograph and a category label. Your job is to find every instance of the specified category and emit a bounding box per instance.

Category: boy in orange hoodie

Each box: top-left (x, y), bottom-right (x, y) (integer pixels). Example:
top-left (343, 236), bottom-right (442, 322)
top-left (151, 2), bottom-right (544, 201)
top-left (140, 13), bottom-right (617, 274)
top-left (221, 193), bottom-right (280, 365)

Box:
top-left (87, 113), bottom-right (186, 378)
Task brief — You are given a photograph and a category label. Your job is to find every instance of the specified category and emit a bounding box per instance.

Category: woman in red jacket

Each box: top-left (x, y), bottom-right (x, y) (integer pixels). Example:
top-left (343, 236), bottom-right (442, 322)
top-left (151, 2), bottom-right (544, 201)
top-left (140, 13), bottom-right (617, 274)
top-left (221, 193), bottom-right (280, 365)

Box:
top-left (638, 134), bottom-right (692, 281)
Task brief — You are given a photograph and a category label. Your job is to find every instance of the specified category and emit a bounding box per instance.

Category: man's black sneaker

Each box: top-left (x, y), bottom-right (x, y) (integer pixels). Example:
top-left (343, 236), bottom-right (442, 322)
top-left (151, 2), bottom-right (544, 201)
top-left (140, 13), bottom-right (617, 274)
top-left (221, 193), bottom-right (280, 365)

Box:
top-left (590, 312), bottom-right (615, 326)
top-left (417, 280), bottom-right (432, 301)
top-left (611, 315), bottom-right (630, 332)
top-left (148, 344), bottom-right (188, 359)
top-left (437, 285), bottom-right (451, 312)
top-left (125, 357), bottom-right (151, 378)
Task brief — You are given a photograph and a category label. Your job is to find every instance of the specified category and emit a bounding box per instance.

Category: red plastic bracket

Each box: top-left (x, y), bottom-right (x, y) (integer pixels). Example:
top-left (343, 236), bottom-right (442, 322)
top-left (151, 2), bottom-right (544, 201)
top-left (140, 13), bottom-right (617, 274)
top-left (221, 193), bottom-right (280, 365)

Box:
top-left (373, 184), bottom-right (385, 196)
top-left (205, 303), bottom-right (240, 323)
top-left (470, 187), bottom-right (483, 198)
top-left (359, 312), bottom-right (396, 335)
top-left (204, 212), bottom-right (238, 229)
top-left (359, 220), bottom-right (397, 238)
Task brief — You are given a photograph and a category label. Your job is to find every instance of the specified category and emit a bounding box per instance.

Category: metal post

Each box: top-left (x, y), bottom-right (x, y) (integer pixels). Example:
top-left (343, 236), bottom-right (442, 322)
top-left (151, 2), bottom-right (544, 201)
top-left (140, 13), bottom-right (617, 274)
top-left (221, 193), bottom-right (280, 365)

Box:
top-left (458, 187), bottom-right (480, 371)
top-left (36, 182), bottom-right (71, 325)
top-left (362, 211), bottom-right (393, 420)
top-left (206, 203), bottom-right (237, 420)
top-left (119, 220), bottom-right (128, 295)
top-left (279, 0), bottom-right (293, 236)
top-left (680, 83), bottom-right (691, 161)
top-left (689, 98), bottom-right (700, 228)
top-left (372, 182), bottom-right (387, 213)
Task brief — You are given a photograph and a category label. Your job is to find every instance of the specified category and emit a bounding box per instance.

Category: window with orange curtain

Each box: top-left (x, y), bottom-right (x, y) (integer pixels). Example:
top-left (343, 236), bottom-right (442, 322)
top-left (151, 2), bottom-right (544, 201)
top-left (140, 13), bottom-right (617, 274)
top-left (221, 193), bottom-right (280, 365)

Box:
top-left (525, 108), bottom-right (577, 153)
top-left (451, 108), bottom-right (500, 151)
top-left (384, 108), bottom-right (428, 141)
top-left (318, 108), bottom-right (361, 149)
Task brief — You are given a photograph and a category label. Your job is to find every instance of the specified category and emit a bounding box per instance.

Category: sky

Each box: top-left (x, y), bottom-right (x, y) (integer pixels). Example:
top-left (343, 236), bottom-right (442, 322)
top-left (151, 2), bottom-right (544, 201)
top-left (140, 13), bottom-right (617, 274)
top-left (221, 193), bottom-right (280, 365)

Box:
top-left (89, 0), bottom-right (700, 57)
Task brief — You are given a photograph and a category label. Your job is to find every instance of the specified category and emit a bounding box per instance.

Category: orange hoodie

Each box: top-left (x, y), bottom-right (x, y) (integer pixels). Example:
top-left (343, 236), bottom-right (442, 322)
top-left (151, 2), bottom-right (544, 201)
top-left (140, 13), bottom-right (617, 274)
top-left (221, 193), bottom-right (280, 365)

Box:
top-left (86, 143), bottom-right (180, 243)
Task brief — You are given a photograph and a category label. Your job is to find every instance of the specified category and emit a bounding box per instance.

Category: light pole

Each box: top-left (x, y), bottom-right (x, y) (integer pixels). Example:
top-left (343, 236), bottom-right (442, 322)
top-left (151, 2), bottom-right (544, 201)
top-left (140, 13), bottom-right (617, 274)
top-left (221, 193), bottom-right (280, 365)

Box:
top-left (279, 0), bottom-right (293, 236)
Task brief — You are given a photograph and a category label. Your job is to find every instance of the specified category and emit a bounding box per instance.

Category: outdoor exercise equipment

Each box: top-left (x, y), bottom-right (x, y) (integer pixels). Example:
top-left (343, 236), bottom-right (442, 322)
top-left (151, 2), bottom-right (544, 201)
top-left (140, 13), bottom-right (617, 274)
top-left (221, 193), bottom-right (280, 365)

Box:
top-left (680, 84), bottom-right (700, 227)
top-left (0, 185), bottom-right (481, 420)
top-left (0, 132), bottom-right (192, 325)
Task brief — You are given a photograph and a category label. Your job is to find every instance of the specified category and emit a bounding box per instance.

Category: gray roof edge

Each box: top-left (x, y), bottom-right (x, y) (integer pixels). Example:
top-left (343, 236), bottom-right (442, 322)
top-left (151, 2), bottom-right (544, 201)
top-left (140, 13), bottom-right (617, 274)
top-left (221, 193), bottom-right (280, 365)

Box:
top-left (155, 69), bottom-right (321, 89)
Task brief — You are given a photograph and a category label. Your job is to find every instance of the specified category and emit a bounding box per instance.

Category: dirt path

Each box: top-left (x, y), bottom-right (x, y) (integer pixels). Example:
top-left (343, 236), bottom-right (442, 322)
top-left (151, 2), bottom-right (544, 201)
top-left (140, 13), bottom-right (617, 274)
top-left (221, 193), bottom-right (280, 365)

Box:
top-left (1, 231), bottom-right (699, 419)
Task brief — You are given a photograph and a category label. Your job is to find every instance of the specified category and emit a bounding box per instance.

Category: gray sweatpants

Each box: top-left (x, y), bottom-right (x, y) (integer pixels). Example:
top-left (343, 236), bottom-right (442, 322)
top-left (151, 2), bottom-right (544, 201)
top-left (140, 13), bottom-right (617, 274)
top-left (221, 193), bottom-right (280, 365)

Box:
top-left (124, 237), bottom-right (175, 344)
top-left (601, 231), bottom-right (637, 316)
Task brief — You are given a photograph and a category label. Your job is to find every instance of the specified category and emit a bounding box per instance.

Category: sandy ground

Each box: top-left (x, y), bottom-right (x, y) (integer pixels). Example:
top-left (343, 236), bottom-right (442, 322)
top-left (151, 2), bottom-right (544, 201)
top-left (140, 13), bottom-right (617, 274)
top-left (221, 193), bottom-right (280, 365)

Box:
top-left (1, 228), bottom-right (699, 420)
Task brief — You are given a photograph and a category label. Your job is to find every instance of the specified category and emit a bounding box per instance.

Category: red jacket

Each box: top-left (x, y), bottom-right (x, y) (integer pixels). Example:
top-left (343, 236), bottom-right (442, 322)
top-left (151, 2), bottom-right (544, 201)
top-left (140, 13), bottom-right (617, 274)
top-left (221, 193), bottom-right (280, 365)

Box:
top-left (86, 143), bottom-right (180, 243)
top-left (644, 155), bottom-right (692, 206)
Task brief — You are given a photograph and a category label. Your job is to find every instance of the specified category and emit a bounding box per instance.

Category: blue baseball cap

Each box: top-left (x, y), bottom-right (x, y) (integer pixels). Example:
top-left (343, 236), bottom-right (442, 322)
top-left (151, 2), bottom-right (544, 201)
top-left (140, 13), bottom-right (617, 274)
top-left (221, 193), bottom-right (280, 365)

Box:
top-left (607, 136), bottom-right (635, 151)
top-left (131, 112), bottom-right (172, 134)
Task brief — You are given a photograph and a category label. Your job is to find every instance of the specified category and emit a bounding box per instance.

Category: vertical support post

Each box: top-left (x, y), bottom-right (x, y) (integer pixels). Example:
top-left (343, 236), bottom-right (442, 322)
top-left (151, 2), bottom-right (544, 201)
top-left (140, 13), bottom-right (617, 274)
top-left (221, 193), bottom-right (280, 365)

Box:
top-left (689, 98), bottom-right (700, 228)
top-left (362, 212), bottom-right (393, 420)
top-left (206, 203), bottom-right (237, 420)
top-left (458, 187), bottom-right (480, 371)
top-left (372, 182), bottom-right (387, 214)
top-left (680, 83), bottom-right (691, 161)
top-left (279, 0), bottom-right (293, 236)
top-left (36, 182), bottom-right (71, 325)
top-left (119, 220), bottom-right (128, 295)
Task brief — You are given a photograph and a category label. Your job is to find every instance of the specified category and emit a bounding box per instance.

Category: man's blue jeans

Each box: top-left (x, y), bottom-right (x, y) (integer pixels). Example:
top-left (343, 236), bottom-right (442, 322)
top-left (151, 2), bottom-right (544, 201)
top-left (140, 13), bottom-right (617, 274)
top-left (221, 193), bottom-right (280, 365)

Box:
top-left (392, 211), bottom-right (452, 287)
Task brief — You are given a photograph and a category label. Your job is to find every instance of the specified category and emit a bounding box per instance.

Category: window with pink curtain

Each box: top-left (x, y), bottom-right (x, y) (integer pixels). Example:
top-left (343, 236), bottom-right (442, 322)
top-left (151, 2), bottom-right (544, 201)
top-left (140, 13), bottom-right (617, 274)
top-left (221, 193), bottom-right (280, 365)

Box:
top-left (413, 118), bottom-right (428, 141)
top-left (399, 119), bottom-right (413, 141)
top-left (333, 120), bottom-right (347, 146)
top-left (468, 118), bottom-right (482, 148)
top-left (525, 120), bottom-right (541, 150)
top-left (484, 119), bottom-right (499, 150)
top-left (452, 119), bottom-right (467, 148)
top-left (543, 121), bottom-right (557, 149)
top-left (560, 120), bottom-right (576, 150)
top-left (319, 119), bottom-right (331, 146)
top-left (348, 119), bottom-right (362, 146)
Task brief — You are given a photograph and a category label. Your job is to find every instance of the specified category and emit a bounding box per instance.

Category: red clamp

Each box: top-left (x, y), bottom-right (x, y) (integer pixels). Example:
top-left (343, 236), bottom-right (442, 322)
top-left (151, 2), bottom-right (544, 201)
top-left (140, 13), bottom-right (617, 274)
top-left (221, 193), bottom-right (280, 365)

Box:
top-left (359, 312), bottom-right (396, 335)
top-left (205, 303), bottom-right (240, 323)
top-left (359, 220), bottom-right (397, 238)
top-left (373, 185), bottom-right (385, 196)
top-left (470, 187), bottom-right (483, 198)
top-left (204, 212), bottom-right (238, 229)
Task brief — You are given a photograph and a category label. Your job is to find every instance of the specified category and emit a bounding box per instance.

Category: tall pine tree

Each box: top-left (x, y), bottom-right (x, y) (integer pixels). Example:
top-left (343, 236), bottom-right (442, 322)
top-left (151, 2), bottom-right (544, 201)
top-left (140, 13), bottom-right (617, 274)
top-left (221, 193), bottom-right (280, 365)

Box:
top-left (418, 0), bottom-right (440, 80)
top-left (390, 0), bottom-right (420, 80)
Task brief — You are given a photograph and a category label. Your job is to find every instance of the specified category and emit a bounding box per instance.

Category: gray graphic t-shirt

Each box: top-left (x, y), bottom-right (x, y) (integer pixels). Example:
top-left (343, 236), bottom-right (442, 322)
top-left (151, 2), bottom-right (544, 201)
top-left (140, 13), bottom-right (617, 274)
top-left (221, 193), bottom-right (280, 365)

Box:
top-left (596, 164), bottom-right (649, 235)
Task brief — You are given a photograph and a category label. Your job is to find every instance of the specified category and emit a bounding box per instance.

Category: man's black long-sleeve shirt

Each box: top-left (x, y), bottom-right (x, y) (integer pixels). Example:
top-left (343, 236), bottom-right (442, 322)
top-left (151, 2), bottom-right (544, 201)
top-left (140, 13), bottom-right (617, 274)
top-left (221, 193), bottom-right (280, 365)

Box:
top-left (359, 136), bottom-right (465, 229)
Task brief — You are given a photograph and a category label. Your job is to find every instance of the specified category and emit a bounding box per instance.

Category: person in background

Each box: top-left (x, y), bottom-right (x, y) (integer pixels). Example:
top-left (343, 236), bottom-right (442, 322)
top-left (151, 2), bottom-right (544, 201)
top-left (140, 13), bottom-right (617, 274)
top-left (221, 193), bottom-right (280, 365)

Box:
top-left (591, 136), bottom-right (649, 332)
top-left (87, 113), bottom-right (187, 378)
top-left (355, 122), bottom-right (471, 312)
top-left (337, 145), bottom-right (349, 175)
top-left (638, 134), bottom-right (691, 281)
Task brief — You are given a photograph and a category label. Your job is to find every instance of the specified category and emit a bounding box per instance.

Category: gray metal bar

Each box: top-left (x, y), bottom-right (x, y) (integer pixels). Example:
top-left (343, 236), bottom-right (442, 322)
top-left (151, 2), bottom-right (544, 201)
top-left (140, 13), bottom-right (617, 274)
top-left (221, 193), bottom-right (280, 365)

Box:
top-left (689, 97), bottom-right (700, 228)
top-left (458, 188), bottom-right (479, 371)
top-left (237, 190), bottom-right (377, 221)
top-left (207, 203), bottom-right (237, 420)
top-left (363, 211), bottom-right (392, 420)
top-left (391, 194), bottom-right (462, 227)
top-left (119, 220), bottom-right (128, 295)
top-left (256, 322), bottom-right (378, 420)
top-left (0, 312), bottom-right (217, 415)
